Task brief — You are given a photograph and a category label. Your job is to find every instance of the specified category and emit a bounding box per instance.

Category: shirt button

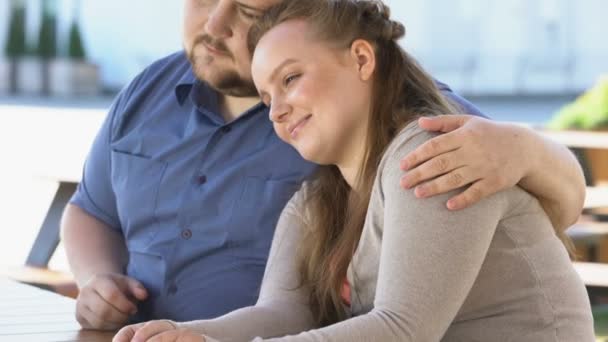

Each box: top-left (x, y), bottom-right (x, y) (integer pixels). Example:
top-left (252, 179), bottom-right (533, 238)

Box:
top-left (197, 175), bottom-right (207, 185)
top-left (181, 229), bottom-right (192, 240)
top-left (168, 283), bottom-right (178, 295)
top-left (221, 126), bottom-right (232, 133)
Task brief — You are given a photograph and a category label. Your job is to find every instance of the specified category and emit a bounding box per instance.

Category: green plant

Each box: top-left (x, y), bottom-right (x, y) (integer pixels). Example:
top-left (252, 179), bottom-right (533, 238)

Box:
top-left (37, 0), bottom-right (58, 59)
top-left (4, 0), bottom-right (27, 58)
top-left (594, 305), bottom-right (608, 340)
top-left (549, 76), bottom-right (608, 130)
top-left (68, 21), bottom-right (86, 60)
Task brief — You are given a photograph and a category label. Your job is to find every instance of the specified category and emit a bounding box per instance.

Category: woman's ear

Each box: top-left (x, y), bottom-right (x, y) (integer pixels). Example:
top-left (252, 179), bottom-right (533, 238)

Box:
top-left (350, 39), bottom-right (376, 81)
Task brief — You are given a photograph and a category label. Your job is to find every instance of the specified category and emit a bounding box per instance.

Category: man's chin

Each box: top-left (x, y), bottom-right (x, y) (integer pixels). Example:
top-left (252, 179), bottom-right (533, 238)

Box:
top-left (207, 80), bottom-right (259, 97)
top-left (194, 68), bottom-right (257, 98)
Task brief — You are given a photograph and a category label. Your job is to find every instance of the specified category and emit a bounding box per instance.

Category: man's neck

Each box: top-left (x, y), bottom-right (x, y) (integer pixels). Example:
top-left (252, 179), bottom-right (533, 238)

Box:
top-left (219, 95), bottom-right (262, 123)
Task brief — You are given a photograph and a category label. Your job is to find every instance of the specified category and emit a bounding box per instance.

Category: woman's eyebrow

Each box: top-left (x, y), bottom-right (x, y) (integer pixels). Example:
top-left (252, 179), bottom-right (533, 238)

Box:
top-left (268, 59), bottom-right (298, 84)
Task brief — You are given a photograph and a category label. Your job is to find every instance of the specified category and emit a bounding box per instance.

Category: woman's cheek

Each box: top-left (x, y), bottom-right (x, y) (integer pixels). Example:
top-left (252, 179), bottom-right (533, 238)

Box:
top-left (273, 123), bottom-right (291, 143)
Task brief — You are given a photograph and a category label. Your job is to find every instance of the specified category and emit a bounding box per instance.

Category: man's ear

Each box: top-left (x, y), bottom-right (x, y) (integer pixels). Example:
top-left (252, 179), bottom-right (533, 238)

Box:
top-left (350, 39), bottom-right (376, 81)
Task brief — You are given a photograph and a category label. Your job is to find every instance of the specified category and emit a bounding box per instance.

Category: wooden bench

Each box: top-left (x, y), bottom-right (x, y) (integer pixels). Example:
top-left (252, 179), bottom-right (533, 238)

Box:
top-left (573, 262), bottom-right (608, 301)
top-left (584, 186), bottom-right (608, 210)
top-left (567, 220), bottom-right (608, 262)
top-left (1, 182), bottom-right (79, 298)
top-left (1, 104), bottom-right (104, 298)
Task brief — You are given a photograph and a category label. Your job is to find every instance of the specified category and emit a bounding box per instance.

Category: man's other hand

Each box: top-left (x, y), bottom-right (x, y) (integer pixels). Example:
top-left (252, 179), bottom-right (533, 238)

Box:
top-left (76, 273), bottom-right (148, 330)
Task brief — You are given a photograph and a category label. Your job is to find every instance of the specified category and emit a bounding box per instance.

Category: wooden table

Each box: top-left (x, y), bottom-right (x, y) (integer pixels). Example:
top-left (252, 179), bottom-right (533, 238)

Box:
top-left (0, 278), bottom-right (115, 341)
top-left (540, 129), bottom-right (608, 150)
top-left (585, 186), bottom-right (608, 209)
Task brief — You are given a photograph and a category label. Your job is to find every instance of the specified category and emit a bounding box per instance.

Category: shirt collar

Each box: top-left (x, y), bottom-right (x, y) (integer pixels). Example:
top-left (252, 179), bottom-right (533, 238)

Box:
top-left (174, 67), bottom-right (197, 106)
top-left (173, 64), bottom-right (268, 120)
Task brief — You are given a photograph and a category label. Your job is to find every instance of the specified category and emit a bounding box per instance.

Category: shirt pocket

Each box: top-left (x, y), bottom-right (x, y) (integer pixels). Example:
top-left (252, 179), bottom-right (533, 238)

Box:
top-left (110, 148), bottom-right (168, 248)
top-left (227, 176), bottom-right (301, 259)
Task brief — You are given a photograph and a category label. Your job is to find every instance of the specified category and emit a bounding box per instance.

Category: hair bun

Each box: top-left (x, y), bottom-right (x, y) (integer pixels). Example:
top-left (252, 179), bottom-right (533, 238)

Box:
top-left (387, 20), bottom-right (405, 41)
top-left (360, 1), bottom-right (405, 42)
top-left (361, 1), bottom-right (390, 21)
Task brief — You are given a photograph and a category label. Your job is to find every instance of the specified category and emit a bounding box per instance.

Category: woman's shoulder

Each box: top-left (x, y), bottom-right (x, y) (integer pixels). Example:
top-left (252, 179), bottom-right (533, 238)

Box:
top-left (281, 181), bottom-right (315, 224)
top-left (378, 119), bottom-right (544, 218)
top-left (378, 119), bottom-right (440, 177)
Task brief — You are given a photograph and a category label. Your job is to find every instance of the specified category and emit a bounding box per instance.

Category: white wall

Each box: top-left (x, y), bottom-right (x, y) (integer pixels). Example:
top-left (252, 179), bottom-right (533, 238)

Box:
top-left (385, 0), bottom-right (608, 95)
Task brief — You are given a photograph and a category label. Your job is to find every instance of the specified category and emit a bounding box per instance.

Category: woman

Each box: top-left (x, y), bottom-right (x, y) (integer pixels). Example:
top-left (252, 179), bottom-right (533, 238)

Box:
top-left (114, 0), bottom-right (594, 341)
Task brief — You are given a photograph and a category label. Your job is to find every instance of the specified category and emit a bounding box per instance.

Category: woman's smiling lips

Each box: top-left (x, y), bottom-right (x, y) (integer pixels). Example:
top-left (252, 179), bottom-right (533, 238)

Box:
top-left (288, 114), bottom-right (313, 139)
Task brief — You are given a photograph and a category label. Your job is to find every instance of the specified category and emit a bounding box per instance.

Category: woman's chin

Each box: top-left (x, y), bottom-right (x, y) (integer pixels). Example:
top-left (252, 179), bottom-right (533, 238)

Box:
top-left (296, 147), bottom-right (331, 165)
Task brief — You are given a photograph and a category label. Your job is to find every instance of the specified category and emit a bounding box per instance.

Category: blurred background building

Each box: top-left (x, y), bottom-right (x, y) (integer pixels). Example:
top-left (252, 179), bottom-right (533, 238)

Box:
top-left (1, 0), bottom-right (606, 96)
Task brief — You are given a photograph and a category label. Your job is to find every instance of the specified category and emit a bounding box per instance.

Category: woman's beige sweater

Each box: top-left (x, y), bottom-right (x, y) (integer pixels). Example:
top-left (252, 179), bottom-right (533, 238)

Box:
top-left (176, 122), bottom-right (594, 341)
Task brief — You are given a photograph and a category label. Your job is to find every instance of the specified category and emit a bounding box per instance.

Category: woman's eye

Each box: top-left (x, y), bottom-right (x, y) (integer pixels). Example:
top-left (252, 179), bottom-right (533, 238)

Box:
top-left (240, 9), bottom-right (260, 20)
top-left (284, 74), bottom-right (300, 86)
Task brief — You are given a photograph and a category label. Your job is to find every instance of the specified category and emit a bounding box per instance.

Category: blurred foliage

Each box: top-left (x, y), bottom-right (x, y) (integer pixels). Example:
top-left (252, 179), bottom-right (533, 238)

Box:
top-left (37, 0), bottom-right (58, 59)
top-left (595, 305), bottom-right (608, 341)
top-left (550, 76), bottom-right (608, 130)
top-left (4, 0), bottom-right (27, 58)
top-left (68, 21), bottom-right (86, 60)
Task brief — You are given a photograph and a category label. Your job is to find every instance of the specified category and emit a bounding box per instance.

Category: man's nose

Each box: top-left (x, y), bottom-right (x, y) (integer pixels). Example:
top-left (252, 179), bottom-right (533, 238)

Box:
top-left (205, 0), bottom-right (233, 39)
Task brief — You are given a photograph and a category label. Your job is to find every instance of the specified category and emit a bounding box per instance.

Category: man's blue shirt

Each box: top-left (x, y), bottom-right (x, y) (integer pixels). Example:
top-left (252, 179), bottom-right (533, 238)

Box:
top-left (70, 51), bottom-right (484, 321)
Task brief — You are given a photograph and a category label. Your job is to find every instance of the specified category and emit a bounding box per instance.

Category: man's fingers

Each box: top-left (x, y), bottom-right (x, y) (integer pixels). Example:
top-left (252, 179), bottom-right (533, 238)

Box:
top-left (96, 279), bottom-right (139, 316)
top-left (87, 290), bottom-right (132, 325)
top-left (401, 133), bottom-right (459, 171)
top-left (75, 310), bottom-right (94, 330)
top-left (132, 321), bottom-right (177, 342)
top-left (401, 152), bottom-right (464, 189)
top-left (80, 303), bottom-right (123, 330)
top-left (123, 277), bottom-right (149, 301)
top-left (417, 115), bottom-right (470, 133)
top-left (412, 167), bottom-right (477, 198)
top-left (113, 323), bottom-right (146, 342)
top-left (446, 179), bottom-right (496, 210)
top-left (76, 287), bottom-right (128, 330)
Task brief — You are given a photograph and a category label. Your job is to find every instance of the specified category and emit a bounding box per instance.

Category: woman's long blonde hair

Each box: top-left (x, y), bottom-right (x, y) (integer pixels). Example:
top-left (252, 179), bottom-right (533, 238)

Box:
top-left (249, 0), bottom-right (573, 326)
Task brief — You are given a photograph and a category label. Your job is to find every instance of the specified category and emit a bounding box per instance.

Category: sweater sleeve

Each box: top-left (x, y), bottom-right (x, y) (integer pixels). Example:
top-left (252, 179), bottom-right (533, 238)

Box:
top-left (174, 189), bottom-right (317, 341)
top-left (241, 124), bottom-right (510, 341)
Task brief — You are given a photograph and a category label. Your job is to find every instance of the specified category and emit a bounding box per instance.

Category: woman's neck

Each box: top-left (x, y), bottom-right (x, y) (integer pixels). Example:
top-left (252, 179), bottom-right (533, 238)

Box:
top-left (336, 113), bottom-right (370, 189)
top-left (337, 143), bottom-right (366, 190)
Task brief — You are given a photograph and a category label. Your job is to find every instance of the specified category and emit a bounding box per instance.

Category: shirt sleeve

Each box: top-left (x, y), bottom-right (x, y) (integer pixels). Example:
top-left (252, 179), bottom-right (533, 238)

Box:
top-left (174, 189), bottom-right (317, 340)
top-left (436, 81), bottom-right (488, 118)
top-left (68, 61), bottom-right (155, 231)
top-left (68, 88), bottom-right (130, 230)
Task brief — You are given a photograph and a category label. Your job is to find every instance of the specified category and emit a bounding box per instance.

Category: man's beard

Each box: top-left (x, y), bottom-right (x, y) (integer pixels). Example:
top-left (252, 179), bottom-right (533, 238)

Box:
top-left (187, 36), bottom-right (258, 98)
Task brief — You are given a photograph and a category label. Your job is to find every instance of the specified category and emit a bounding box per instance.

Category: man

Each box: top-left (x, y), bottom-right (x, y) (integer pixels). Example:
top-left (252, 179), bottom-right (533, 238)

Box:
top-left (62, 0), bottom-right (585, 331)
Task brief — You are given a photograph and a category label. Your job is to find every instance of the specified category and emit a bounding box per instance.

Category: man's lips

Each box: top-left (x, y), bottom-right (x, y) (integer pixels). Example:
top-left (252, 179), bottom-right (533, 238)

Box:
top-left (288, 114), bottom-right (313, 139)
top-left (201, 41), bottom-right (230, 56)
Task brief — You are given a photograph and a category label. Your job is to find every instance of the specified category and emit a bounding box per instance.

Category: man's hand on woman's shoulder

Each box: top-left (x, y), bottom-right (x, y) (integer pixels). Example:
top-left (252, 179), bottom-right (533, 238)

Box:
top-left (400, 115), bottom-right (530, 210)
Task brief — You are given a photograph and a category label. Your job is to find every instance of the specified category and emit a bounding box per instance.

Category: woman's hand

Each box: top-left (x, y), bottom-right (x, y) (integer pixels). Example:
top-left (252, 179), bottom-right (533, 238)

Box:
top-left (113, 320), bottom-right (205, 342)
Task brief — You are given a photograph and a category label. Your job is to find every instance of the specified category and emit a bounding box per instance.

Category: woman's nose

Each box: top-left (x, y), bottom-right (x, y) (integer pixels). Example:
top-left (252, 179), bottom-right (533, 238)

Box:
top-left (269, 101), bottom-right (290, 123)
